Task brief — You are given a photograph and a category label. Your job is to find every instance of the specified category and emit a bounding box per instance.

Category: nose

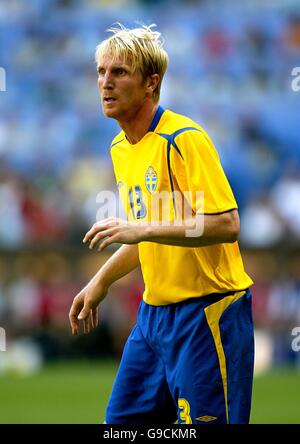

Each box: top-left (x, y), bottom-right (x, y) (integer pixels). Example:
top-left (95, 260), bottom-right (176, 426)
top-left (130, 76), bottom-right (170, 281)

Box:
top-left (102, 71), bottom-right (113, 90)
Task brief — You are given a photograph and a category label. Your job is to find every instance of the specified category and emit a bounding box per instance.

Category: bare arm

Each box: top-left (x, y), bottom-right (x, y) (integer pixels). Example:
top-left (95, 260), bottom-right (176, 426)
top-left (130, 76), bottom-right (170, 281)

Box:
top-left (143, 210), bottom-right (240, 247)
top-left (94, 243), bottom-right (140, 286)
top-left (69, 244), bottom-right (139, 335)
top-left (83, 209), bottom-right (240, 251)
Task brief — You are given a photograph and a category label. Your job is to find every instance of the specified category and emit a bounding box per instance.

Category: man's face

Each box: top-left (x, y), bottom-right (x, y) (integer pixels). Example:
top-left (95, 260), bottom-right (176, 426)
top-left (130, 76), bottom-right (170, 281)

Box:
top-left (97, 54), bottom-right (148, 121)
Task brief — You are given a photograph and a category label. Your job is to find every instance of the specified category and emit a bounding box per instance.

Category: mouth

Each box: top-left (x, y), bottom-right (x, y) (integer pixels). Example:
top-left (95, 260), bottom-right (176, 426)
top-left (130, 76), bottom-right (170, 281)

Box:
top-left (103, 97), bottom-right (117, 104)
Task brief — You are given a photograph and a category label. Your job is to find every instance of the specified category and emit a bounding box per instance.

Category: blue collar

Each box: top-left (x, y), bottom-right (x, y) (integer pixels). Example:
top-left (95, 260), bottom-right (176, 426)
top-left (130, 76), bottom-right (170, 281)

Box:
top-left (147, 105), bottom-right (165, 133)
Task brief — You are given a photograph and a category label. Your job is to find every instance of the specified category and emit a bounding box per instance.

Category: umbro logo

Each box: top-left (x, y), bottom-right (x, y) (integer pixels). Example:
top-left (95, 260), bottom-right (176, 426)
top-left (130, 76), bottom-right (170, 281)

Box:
top-left (195, 415), bottom-right (217, 422)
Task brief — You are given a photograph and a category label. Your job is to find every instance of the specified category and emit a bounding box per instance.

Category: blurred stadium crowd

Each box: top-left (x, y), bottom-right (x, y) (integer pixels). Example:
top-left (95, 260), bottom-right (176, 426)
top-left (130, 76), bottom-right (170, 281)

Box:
top-left (0, 0), bottom-right (300, 370)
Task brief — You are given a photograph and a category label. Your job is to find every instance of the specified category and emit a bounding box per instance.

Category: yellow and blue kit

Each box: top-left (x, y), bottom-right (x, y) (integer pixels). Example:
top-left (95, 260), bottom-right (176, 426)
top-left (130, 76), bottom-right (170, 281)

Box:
top-left (105, 106), bottom-right (254, 424)
top-left (110, 106), bottom-right (253, 305)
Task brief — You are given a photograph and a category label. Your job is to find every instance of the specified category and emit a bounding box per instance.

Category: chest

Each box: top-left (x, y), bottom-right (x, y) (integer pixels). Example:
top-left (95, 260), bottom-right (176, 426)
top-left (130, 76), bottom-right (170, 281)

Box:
top-left (111, 137), bottom-right (176, 221)
top-left (112, 138), bottom-right (172, 195)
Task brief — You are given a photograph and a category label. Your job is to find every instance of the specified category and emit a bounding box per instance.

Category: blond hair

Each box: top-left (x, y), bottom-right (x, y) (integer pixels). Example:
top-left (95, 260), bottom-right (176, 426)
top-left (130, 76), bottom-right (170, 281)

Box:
top-left (95, 23), bottom-right (169, 102)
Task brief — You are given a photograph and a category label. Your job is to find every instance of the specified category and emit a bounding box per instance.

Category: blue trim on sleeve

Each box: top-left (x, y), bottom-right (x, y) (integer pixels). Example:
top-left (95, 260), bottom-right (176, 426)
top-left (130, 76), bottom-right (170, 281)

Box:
top-left (157, 133), bottom-right (177, 214)
top-left (148, 106), bottom-right (165, 133)
top-left (157, 127), bottom-right (202, 215)
top-left (158, 127), bottom-right (201, 160)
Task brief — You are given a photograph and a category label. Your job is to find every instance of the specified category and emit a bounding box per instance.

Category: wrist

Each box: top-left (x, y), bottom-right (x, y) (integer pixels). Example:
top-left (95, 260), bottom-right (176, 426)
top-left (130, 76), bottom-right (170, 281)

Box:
top-left (139, 224), bottom-right (154, 242)
top-left (91, 272), bottom-right (110, 292)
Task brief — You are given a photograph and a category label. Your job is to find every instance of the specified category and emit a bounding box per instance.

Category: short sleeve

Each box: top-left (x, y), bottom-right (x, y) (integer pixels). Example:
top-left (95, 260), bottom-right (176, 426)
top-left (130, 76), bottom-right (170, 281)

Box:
top-left (170, 129), bottom-right (238, 214)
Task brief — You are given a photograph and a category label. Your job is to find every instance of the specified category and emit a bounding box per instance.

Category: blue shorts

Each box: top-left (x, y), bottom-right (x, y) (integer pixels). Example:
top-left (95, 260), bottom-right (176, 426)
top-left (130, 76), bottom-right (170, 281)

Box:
top-left (105, 289), bottom-right (254, 424)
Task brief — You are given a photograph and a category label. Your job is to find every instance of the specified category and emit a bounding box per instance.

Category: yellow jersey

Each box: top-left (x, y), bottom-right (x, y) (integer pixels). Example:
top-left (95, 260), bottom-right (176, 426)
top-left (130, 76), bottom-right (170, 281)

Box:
top-left (110, 106), bottom-right (253, 305)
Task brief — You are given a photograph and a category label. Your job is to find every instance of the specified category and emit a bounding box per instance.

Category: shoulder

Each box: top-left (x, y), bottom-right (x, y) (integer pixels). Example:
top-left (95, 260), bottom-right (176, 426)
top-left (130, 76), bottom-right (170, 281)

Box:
top-left (156, 109), bottom-right (214, 156)
top-left (156, 109), bottom-right (204, 136)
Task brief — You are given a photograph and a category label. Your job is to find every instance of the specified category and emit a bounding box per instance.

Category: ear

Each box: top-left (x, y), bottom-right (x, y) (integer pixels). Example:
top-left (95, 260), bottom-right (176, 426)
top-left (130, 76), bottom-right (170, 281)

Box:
top-left (146, 74), bottom-right (160, 97)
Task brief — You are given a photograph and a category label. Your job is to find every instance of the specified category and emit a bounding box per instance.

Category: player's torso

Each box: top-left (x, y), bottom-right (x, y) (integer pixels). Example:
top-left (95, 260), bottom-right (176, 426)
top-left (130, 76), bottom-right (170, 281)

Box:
top-left (109, 108), bottom-right (253, 304)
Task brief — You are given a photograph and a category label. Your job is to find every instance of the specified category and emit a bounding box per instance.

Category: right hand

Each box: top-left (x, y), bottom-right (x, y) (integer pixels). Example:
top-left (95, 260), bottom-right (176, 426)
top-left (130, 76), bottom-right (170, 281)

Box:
top-left (69, 281), bottom-right (108, 336)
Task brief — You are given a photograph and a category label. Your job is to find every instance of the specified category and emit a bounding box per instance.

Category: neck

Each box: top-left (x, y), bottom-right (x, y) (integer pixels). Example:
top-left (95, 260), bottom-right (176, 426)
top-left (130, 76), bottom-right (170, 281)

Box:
top-left (118, 101), bottom-right (159, 145)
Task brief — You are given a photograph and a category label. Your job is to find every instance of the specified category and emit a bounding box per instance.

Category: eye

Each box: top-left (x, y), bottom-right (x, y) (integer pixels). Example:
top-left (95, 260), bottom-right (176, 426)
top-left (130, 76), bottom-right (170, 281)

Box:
top-left (97, 67), bottom-right (105, 76)
top-left (115, 68), bottom-right (125, 75)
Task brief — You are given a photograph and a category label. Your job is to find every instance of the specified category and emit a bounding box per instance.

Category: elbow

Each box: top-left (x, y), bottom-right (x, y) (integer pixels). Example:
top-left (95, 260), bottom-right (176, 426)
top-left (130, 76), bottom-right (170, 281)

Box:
top-left (228, 225), bottom-right (240, 243)
top-left (225, 210), bottom-right (240, 243)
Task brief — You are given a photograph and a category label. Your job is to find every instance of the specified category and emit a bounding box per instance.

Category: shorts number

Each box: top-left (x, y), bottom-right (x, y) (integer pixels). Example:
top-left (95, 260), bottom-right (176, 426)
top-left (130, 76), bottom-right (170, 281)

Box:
top-left (129, 185), bottom-right (147, 219)
top-left (178, 398), bottom-right (192, 424)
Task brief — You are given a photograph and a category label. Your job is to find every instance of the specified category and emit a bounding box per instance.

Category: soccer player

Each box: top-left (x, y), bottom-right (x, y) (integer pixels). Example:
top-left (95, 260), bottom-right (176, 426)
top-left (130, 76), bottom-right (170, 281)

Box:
top-left (69, 24), bottom-right (254, 424)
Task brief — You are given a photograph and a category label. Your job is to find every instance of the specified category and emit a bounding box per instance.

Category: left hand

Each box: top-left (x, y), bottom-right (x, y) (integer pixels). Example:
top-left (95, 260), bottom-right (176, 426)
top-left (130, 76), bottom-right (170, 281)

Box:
top-left (83, 217), bottom-right (146, 251)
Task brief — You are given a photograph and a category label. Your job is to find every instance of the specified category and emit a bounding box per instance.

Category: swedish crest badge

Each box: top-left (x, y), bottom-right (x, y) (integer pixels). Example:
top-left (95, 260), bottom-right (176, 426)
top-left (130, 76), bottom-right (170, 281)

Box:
top-left (145, 166), bottom-right (157, 193)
